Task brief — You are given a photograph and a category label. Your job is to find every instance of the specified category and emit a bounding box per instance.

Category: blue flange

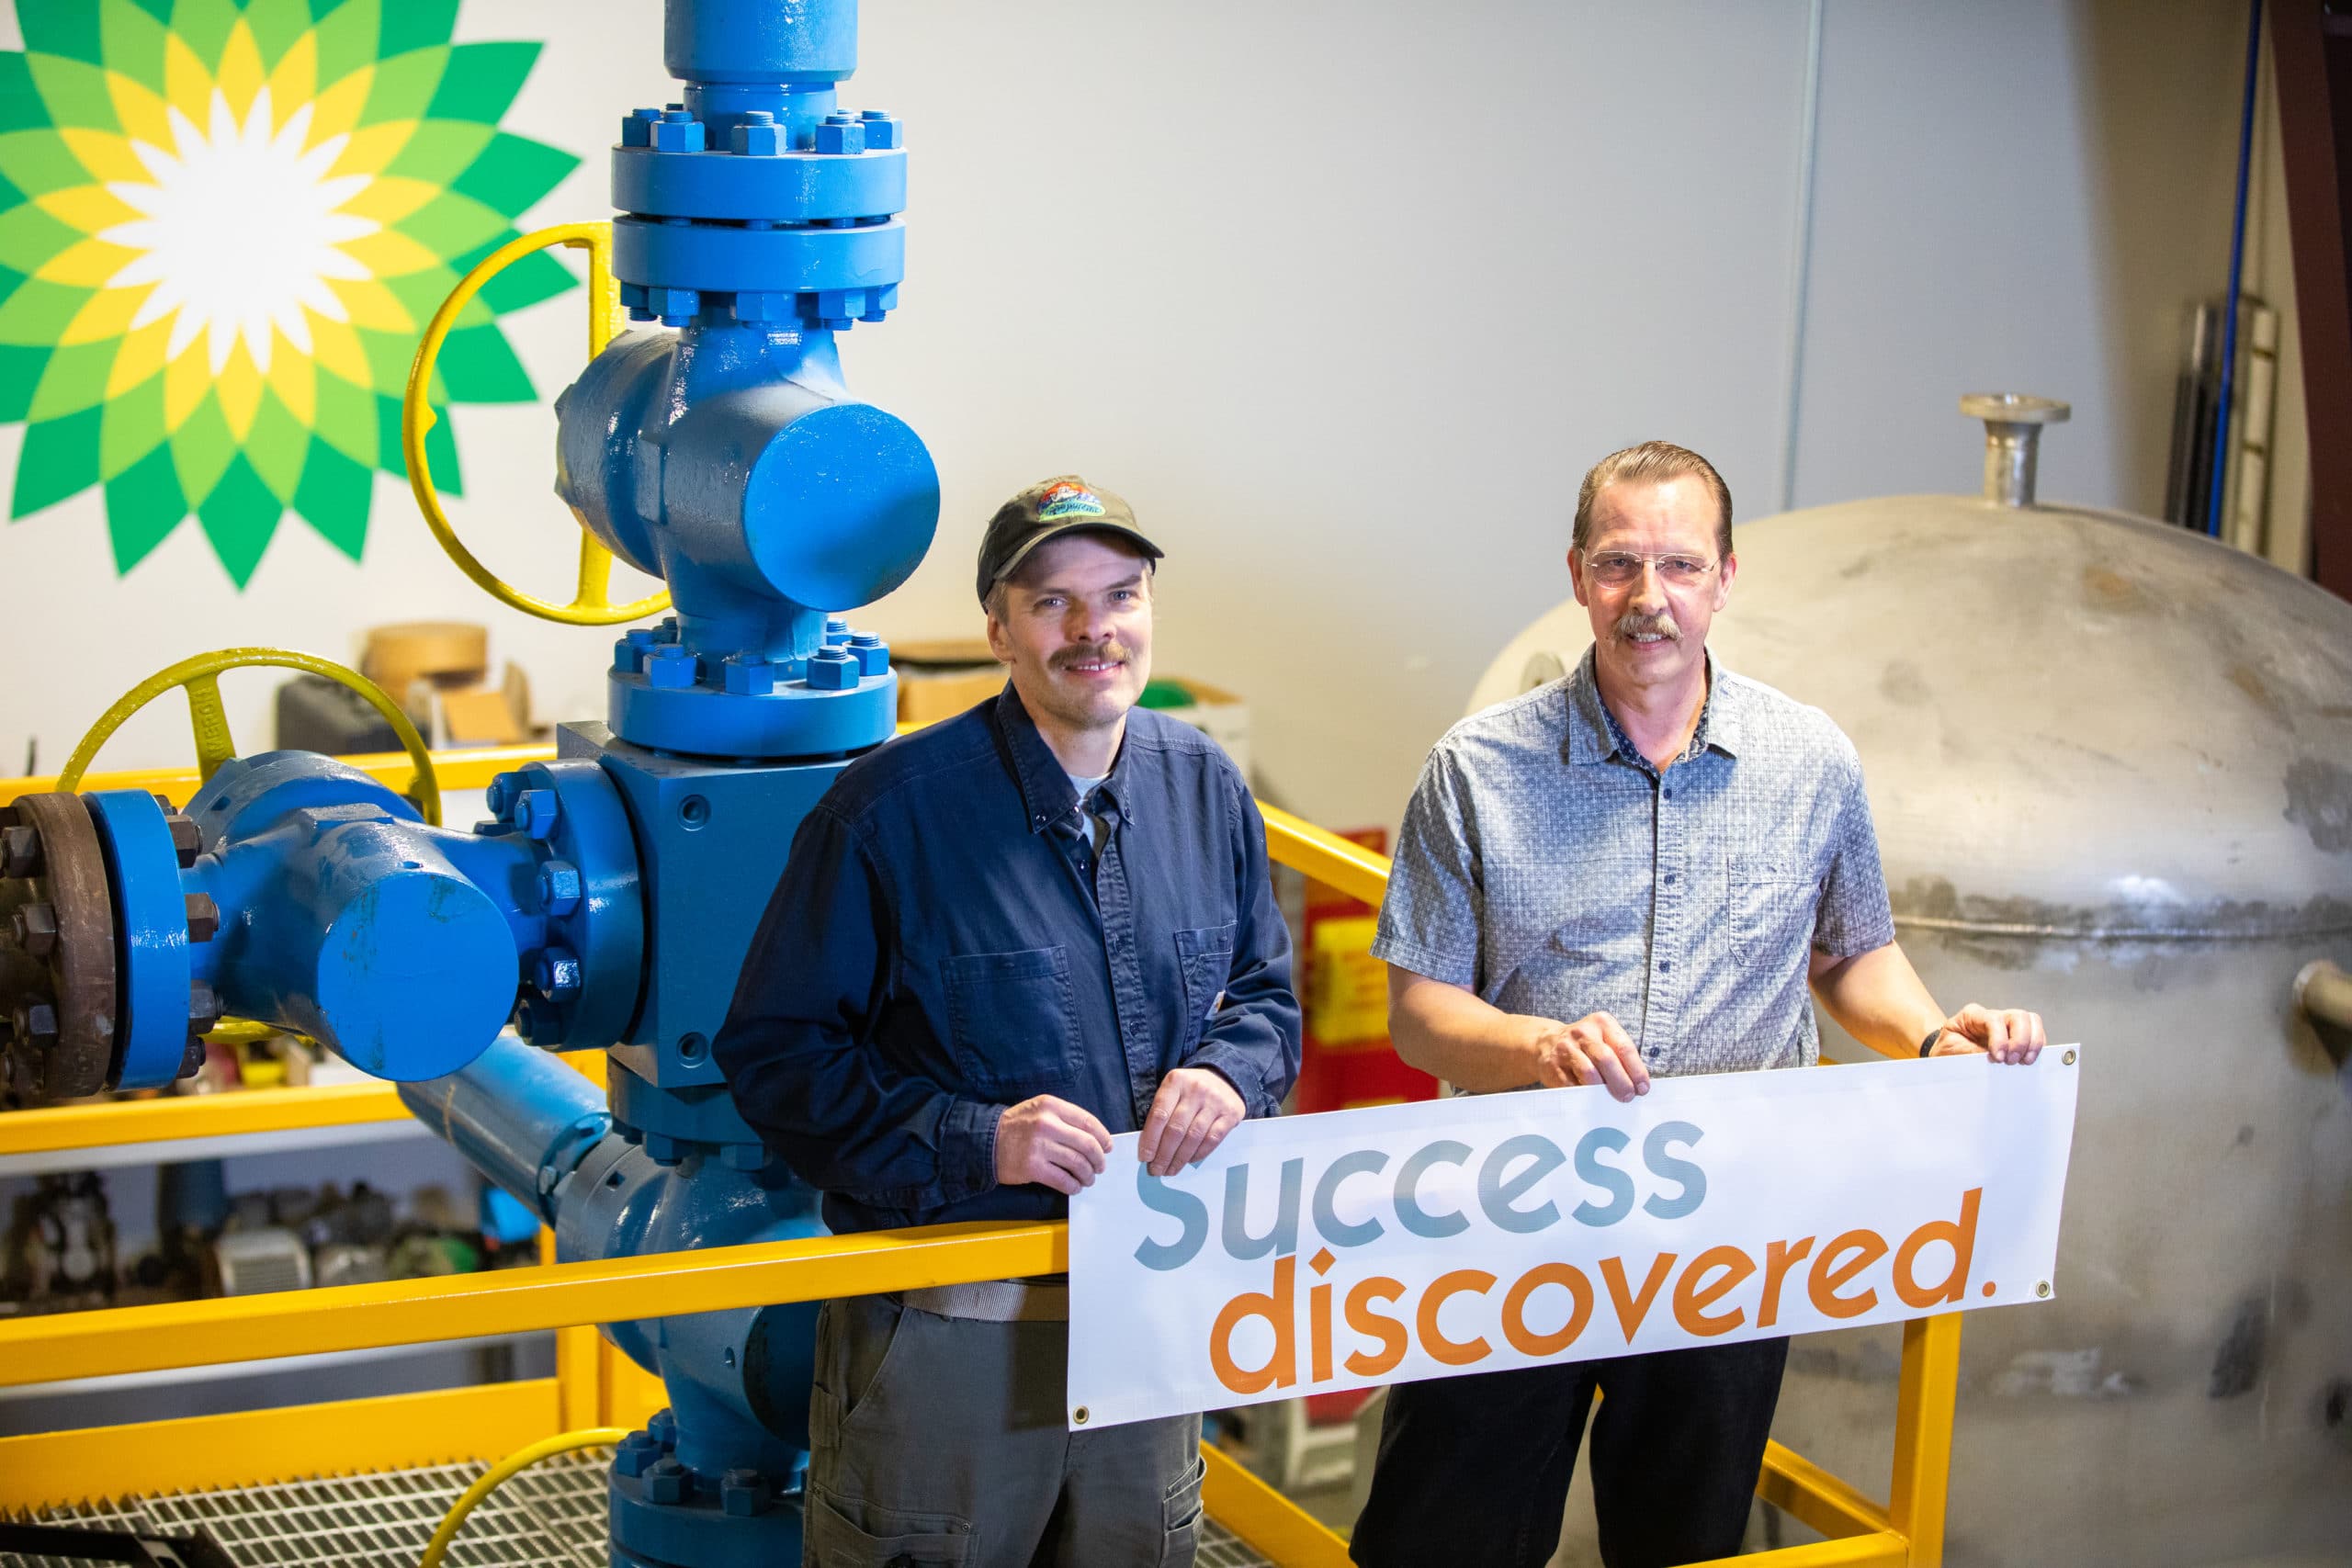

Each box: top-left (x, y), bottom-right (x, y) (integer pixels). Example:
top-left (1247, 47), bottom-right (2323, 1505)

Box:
top-left (83, 789), bottom-right (192, 1090)
top-left (608, 668), bottom-right (897, 760)
top-left (477, 759), bottom-right (647, 1052)
top-left (611, 145), bottom-right (905, 223)
top-left (612, 216), bottom-right (903, 297)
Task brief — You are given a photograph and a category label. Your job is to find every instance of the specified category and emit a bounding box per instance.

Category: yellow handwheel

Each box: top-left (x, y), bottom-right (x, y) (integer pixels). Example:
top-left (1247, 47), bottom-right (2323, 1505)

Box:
top-left (403, 221), bottom-right (670, 626)
top-left (59, 649), bottom-right (443, 827)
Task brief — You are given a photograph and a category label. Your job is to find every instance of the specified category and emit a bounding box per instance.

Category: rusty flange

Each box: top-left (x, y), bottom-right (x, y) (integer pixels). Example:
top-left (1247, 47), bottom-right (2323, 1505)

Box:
top-left (0, 794), bottom-right (119, 1101)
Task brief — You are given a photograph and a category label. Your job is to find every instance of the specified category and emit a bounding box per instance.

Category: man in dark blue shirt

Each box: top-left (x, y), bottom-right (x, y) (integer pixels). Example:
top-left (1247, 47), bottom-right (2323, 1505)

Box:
top-left (716, 475), bottom-right (1300, 1568)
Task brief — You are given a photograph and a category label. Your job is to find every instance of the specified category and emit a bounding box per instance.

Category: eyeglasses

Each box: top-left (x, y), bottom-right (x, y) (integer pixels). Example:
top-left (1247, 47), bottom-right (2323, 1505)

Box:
top-left (1580, 550), bottom-right (1721, 587)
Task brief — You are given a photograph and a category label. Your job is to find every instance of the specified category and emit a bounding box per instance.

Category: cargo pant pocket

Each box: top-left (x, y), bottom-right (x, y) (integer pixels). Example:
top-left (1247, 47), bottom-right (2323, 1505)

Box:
top-left (804, 1483), bottom-right (974, 1568)
top-left (1159, 1452), bottom-right (1206, 1566)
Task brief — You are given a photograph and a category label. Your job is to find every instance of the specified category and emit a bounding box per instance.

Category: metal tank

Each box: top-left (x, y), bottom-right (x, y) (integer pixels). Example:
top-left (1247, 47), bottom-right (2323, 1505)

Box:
top-left (1468, 400), bottom-right (2352, 1567)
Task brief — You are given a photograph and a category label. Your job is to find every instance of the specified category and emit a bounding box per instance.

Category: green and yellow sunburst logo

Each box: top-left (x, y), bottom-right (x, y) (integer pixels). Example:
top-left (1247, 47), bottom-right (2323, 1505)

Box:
top-left (0, 0), bottom-right (577, 585)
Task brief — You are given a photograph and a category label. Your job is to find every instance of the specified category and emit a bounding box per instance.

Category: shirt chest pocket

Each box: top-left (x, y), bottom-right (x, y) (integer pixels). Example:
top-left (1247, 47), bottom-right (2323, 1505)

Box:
top-left (1729, 852), bottom-right (1818, 969)
top-left (1174, 923), bottom-right (1237, 1043)
top-left (942, 947), bottom-right (1084, 1100)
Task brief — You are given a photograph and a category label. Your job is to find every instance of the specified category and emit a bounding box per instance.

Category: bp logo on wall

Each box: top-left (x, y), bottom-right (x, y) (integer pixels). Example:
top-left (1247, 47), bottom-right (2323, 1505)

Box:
top-left (0, 0), bottom-right (577, 585)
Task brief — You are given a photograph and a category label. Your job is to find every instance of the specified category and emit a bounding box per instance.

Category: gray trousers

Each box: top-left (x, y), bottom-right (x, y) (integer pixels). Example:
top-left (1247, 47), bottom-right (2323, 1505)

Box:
top-left (804, 1292), bottom-right (1205, 1568)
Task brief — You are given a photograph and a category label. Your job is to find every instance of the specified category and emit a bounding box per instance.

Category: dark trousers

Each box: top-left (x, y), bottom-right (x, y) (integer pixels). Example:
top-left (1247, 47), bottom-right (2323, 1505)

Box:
top-left (1350, 1337), bottom-right (1790, 1568)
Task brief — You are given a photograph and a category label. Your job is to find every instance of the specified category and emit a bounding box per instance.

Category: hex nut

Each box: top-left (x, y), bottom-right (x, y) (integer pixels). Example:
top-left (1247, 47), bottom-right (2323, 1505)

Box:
top-left (12, 902), bottom-right (57, 958)
top-left (165, 815), bottom-right (202, 868)
top-left (647, 1409), bottom-right (680, 1447)
top-left (516, 788), bottom-right (561, 840)
top-left (645, 1456), bottom-right (689, 1505)
top-left (184, 892), bottom-right (220, 943)
top-left (806, 649), bottom-right (859, 691)
top-left (721, 655), bottom-right (775, 695)
top-left (537, 947), bottom-right (583, 1000)
top-left (12, 998), bottom-right (57, 1045)
top-left (485, 772), bottom-right (522, 819)
top-left (650, 113), bottom-right (706, 153)
top-left (537, 860), bottom-right (582, 918)
top-left (813, 118), bottom-right (866, 155)
top-left (647, 644), bottom-right (700, 690)
top-left (612, 1432), bottom-right (661, 1478)
top-left (187, 982), bottom-right (224, 1032)
top-left (720, 1469), bottom-right (770, 1517)
top-left (1, 824), bottom-right (42, 879)
top-left (730, 112), bottom-right (784, 156)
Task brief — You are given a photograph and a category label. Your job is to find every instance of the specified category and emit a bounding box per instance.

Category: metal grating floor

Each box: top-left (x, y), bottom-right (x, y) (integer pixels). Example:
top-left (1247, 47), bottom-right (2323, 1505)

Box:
top-left (3, 1448), bottom-right (1274, 1566)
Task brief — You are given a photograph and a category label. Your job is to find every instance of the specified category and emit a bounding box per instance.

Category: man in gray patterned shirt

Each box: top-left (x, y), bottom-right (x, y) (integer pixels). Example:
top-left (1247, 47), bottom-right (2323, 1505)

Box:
top-left (1349, 441), bottom-right (2048, 1568)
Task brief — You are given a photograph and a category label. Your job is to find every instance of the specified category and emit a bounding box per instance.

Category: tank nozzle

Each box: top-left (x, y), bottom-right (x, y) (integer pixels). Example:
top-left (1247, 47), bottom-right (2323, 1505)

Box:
top-left (1961, 393), bottom-right (2070, 508)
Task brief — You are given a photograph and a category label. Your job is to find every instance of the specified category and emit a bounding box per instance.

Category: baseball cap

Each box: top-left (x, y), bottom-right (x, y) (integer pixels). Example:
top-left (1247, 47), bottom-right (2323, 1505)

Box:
top-left (975, 476), bottom-right (1164, 604)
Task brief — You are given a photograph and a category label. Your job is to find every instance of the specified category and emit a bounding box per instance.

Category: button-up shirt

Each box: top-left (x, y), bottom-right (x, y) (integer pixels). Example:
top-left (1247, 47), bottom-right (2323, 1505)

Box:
top-left (1371, 649), bottom-right (1894, 1076)
top-left (716, 684), bottom-right (1301, 1234)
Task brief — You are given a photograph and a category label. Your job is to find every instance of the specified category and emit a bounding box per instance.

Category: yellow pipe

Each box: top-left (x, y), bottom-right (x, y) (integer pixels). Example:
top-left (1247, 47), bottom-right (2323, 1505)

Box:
top-left (1679, 1533), bottom-right (1910, 1568)
top-left (1259, 801), bottom-right (1392, 907)
top-left (1889, 1312), bottom-right (1963, 1566)
top-left (1758, 1437), bottom-right (1894, 1541)
top-left (420, 1427), bottom-right (628, 1568)
top-left (0, 1082), bottom-right (412, 1156)
top-left (1200, 1442), bottom-right (1352, 1567)
top-left (0, 1221), bottom-right (1066, 1387)
top-left (0, 1380), bottom-right (560, 1509)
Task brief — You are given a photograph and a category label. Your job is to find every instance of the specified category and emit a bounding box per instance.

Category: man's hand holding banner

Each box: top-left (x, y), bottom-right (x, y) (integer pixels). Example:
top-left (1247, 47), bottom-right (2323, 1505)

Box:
top-left (1069, 1051), bottom-right (2080, 1429)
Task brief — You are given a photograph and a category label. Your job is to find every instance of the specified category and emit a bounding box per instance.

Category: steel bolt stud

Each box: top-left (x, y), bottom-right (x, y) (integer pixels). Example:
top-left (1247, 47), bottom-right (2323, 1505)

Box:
top-left (183, 892), bottom-right (220, 942)
top-left (12, 902), bottom-right (57, 958)
top-left (1, 824), bottom-right (41, 879)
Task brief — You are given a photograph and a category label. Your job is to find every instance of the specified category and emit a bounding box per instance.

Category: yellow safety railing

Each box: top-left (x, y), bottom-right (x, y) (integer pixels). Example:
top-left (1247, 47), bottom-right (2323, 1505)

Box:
top-left (0, 744), bottom-right (1960, 1568)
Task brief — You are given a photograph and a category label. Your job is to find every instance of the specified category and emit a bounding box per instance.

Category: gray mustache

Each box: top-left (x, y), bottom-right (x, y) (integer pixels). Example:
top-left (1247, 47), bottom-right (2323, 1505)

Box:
top-left (1612, 612), bottom-right (1682, 642)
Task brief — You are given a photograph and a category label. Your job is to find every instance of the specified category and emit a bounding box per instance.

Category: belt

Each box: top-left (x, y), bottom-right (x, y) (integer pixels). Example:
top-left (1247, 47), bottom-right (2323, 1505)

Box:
top-left (898, 1280), bottom-right (1069, 1322)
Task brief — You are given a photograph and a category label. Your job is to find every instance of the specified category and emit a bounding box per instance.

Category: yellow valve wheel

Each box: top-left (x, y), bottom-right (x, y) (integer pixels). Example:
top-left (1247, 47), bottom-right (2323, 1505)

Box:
top-left (403, 220), bottom-right (671, 626)
top-left (58, 649), bottom-right (442, 828)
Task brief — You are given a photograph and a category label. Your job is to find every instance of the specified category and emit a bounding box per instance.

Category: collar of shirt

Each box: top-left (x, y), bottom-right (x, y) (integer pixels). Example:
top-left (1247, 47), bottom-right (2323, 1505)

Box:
top-left (989, 681), bottom-right (1138, 834)
top-left (1563, 646), bottom-right (1745, 770)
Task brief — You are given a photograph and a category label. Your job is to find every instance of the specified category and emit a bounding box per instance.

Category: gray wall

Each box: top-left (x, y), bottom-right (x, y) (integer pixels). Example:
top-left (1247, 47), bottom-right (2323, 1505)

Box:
top-left (0, 1), bottom-right (2282, 837)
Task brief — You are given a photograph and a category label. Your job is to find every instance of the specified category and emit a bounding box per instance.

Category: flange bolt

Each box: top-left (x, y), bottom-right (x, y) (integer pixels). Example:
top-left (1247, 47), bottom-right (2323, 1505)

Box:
top-left (720, 1469), bottom-right (771, 1517)
top-left (1, 824), bottom-right (42, 879)
top-left (612, 1431), bottom-right (661, 1478)
top-left (11, 998), bottom-right (57, 1047)
top-left (187, 982), bottom-right (224, 1035)
top-left (183, 893), bottom-right (219, 943)
top-left (537, 861), bottom-right (582, 918)
top-left (536, 946), bottom-right (582, 1000)
top-left (165, 815), bottom-right (202, 868)
top-left (645, 1456), bottom-right (689, 1505)
top-left (11, 902), bottom-right (56, 958)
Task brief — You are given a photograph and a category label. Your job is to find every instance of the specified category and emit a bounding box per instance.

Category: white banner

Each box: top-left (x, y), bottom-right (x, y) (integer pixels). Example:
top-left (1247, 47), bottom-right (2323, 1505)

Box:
top-left (1069, 1051), bottom-right (2079, 1429)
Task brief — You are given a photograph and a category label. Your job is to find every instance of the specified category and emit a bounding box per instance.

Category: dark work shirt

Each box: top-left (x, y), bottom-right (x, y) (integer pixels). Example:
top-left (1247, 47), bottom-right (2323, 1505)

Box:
top-left (714, 683), bottom-right (1301, 1235)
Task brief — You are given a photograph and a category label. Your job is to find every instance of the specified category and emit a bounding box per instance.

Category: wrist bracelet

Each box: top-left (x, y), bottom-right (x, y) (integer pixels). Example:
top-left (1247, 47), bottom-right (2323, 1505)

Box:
top-left (1918, 1026), bottom-right (1944, 1058)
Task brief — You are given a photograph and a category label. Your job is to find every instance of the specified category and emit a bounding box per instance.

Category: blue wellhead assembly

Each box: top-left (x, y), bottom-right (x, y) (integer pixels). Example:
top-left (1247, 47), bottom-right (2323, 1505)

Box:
top-left (0, 3), bottom-right (938, 1562)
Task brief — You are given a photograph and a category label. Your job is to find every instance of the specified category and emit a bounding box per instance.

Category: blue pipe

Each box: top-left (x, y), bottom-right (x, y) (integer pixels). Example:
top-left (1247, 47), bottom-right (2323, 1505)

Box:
top-left (2205, 0), bottom-right (2264, 538)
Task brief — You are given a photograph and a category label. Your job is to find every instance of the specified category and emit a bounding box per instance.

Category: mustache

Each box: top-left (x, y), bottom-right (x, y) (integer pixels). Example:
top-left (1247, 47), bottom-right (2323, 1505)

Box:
top-left (1611, 610), bottom-right (1683, 642)
top-left (1052, 641), bottom-right (1134, 671)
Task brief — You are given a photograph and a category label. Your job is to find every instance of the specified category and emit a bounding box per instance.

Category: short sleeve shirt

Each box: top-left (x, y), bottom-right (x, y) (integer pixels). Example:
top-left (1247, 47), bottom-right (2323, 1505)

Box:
top-left (1371, 649), bottom-right (1895, 1076)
